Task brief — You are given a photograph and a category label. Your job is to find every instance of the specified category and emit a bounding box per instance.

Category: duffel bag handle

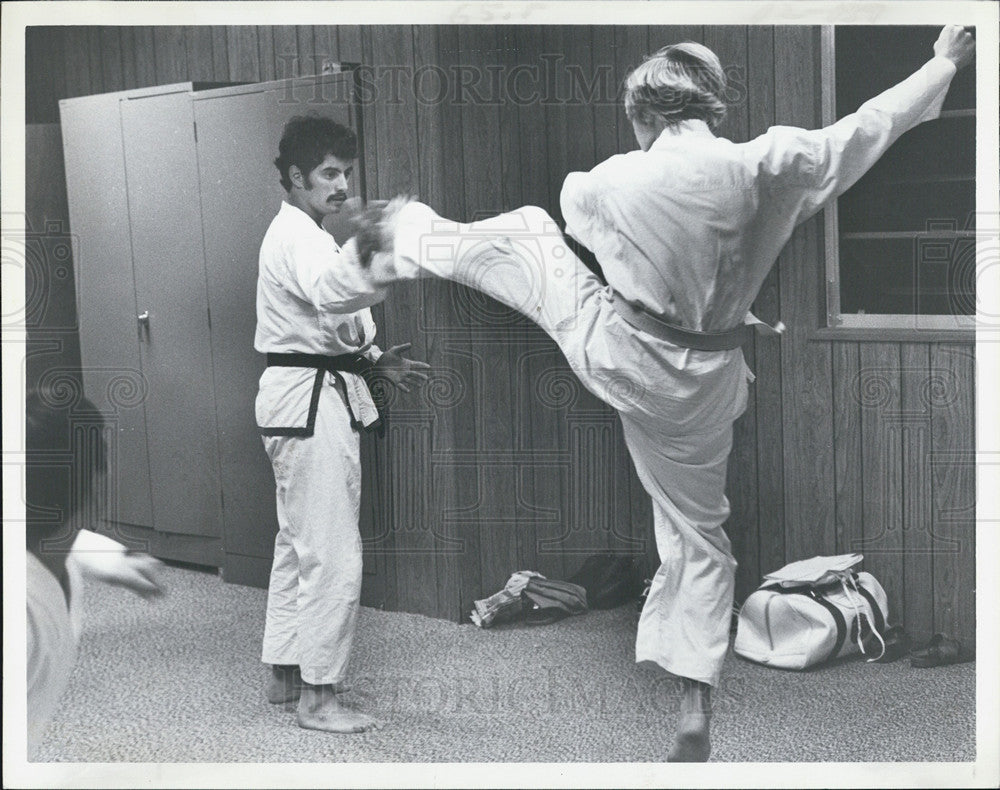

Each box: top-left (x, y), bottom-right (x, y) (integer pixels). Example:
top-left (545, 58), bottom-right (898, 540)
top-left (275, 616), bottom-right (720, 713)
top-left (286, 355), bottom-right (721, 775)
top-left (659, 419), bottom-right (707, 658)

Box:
top-left (835, 572), bottom-right (886, 662)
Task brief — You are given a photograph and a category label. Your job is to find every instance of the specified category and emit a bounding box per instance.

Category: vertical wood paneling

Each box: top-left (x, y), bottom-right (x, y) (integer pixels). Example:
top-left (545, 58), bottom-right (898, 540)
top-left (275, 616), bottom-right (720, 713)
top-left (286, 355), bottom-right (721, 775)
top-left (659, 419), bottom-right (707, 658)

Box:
top-left (648, 24), bottom-right (703, 48)
top-left (256, 26), bottom-right (276, 82)
top-left (131, 28), bottom-right (159, 89)
top-left (930, 345), bottom-right (975, 642)
top-left (496, 25), bottom-right (534, 574)
top-left (901, 343), bottom-right (934, 641)
top-left (226, 26), bottom-right (260, 82)
top-left (356, 26), bottom-right (393, 611)
top-left (590, 26), bottom-right (619, 164)
top-left (542, 25), bottom-right (572, 226)
top-left (611, 27), bottom-right (648, 155)
top-left (412, 25), bottom-right (463, 620)
top-left (98, 28), bottom-right (125, 94)
top-left (26, 29), bottom-right (53, 122)
top-left (210, 28), bottom-right (230, 81)
top-left (338, 26), bottom-right (364, 64)
top-left (860, 344), bottom-right (904, 624)
top-left (703, 26), bottom-right (747, 143)
top-left (368, 25), bottom-right (437, 617)
top-left (61, 28), bottom-right (93, 100)
top-left (294, 27), bottom-right (315, 76)
top-left (271, 27), bottom-right (300, 79)
top-left (86, 29), bottom-right (105, 94)
top-left (438, 25), bottom-right (482, 618)
top-left (25, 124), bottom-right (81, 391)
top-left (313, 26), bottom-right (337, 67)
top-left (832, 342), bottom-right (863, 556)
top-left (119, 27), bottom-right (141, 90)
top-left (775, 27), bottom-right (836, 564)
top-left (184, 26), bottom-right (218, 82)
top-left (511, 25), bottom-right (564, 579)
top-left (44, 29), bottom-right (69, 117)
top-left (458, 25), bottom-right (521, 595)
top-left (153, 27), bottom-right (188, 84)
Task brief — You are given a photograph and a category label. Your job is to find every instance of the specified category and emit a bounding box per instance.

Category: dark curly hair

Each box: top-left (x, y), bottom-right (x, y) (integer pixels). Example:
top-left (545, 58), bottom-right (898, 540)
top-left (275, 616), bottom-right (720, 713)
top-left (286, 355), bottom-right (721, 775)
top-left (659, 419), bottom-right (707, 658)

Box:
top-left (274, 115), bottom-right (358, 191)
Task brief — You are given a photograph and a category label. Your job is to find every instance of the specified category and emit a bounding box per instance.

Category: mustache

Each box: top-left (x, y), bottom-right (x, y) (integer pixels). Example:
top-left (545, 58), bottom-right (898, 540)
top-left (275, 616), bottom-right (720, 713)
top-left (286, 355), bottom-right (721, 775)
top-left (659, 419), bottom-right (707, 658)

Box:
top-left (328, 192), bottom-right (348, 203)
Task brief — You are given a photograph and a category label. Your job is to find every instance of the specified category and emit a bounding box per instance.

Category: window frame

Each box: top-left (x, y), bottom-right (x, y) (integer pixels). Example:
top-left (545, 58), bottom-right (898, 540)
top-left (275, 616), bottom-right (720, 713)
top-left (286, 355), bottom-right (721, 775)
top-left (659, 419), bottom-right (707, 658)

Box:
top-left (819, 26), bottom-right (976, 341)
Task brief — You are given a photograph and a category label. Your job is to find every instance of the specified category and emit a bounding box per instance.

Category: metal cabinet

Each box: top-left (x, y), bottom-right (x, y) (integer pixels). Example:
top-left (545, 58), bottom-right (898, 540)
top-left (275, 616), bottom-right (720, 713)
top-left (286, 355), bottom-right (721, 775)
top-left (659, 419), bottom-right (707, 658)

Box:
top-left (59, 73), bottom-right (367, 582)
top-left (61, 83), bottom-right (221, 564)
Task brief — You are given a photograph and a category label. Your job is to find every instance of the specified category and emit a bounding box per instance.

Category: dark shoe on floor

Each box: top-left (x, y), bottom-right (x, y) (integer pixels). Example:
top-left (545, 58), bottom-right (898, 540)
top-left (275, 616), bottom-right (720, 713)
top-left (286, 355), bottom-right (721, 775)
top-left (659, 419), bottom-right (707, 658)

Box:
top-left (524, 605), bottom-right (569, 626)
top-left (872, 625), bottom-right (910, 663)
top-left (910, 633), bottom-right (975, 668)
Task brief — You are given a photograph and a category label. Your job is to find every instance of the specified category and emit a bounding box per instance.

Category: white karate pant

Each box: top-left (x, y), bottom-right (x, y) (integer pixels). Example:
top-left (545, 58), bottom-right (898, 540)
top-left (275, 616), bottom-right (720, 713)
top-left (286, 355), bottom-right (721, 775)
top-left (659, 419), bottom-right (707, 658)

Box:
top-left (386, 202), bottom-right (750, 686)
top-left (260, 376), bottom-right (363, 685)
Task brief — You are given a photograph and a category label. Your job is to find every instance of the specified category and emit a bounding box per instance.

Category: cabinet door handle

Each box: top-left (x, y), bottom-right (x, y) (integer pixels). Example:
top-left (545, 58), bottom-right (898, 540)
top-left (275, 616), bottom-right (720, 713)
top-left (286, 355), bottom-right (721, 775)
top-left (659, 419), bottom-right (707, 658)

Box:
top-left (137, 310), bottom-right (150, 341)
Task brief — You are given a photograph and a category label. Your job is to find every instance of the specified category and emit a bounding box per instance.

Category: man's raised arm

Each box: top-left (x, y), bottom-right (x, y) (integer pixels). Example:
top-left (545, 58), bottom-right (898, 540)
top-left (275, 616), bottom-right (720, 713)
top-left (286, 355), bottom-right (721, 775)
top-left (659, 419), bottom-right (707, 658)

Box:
top-left (766, 25), bottom-right (976, 226)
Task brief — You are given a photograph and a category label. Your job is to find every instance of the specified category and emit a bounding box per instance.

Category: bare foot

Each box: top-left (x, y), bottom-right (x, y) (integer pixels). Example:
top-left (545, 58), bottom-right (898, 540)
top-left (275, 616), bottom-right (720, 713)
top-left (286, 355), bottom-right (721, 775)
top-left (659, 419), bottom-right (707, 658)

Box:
top-left (267, 666), bottom-right (351, 704)
top-left (267, 665), bottom-right (303, 704)
top-left (296, 684), bottom-right (383, 734)
top-left (667, 712), bottom-right (711, 762)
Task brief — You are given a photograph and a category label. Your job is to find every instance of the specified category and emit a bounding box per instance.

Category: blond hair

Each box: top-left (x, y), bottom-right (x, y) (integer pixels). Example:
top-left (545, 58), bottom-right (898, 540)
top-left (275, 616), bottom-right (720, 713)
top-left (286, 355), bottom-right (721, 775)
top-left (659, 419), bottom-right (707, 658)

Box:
top-left (623, 42), bottom-right (728, 130)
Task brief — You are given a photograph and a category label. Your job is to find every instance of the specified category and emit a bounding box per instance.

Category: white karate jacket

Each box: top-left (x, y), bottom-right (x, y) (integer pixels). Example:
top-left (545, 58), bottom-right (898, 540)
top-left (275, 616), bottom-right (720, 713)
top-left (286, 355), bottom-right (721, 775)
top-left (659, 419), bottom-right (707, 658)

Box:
top-left (560, 56), bottom-right (959, 334)
top-left (254, 201), bottom-right (388, 432)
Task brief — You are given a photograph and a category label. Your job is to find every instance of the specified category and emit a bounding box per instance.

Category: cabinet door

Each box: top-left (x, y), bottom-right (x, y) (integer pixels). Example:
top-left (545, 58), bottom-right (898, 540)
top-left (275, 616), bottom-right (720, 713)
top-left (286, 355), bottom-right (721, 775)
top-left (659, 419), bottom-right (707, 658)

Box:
top-left (120, 91), bottom-right (223, 539)
top-left (193, 75), bottom-right (360, 564)
top-left (60, 95), bottom-right (154, 530)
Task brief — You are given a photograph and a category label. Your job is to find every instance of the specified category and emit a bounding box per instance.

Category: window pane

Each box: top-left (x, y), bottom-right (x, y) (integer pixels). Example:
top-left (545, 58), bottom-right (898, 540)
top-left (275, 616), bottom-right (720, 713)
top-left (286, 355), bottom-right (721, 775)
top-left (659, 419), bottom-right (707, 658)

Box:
top-left (839, 237), bottom-right (975, 316)
top-left (860, 116), bottom-right (976, 184)
top-left (833, 26), bottom-right (976, 321)
top-left (839, 176), bottom-right (974, 233)
top-left (835, 26), bottom-right (976, 115)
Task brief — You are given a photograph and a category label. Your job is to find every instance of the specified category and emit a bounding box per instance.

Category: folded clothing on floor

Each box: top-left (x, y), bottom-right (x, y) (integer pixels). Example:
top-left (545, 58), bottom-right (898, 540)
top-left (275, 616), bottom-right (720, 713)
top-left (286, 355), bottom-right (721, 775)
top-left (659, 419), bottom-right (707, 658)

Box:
top-left (471, 571), bottom-right (588, 628)
top-left (470, 571), bottom-right (540, 627)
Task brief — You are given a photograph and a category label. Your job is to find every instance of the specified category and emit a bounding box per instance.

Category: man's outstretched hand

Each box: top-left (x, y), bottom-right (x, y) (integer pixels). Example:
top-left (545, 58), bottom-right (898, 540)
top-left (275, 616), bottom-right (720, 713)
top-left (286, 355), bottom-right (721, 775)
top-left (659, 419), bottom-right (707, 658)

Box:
top-left (375, 343), bottom-right (431, 393)
top-left (71, 530), bottom-right (167, 599)
top-left (935, 25), bottom-right (976, 70)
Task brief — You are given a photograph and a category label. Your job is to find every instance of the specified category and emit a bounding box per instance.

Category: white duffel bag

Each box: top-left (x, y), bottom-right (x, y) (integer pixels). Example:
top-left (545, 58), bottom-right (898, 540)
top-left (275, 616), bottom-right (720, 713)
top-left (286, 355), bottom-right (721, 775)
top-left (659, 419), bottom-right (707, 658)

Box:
top-left (734, 554), bottom-right (888, 670)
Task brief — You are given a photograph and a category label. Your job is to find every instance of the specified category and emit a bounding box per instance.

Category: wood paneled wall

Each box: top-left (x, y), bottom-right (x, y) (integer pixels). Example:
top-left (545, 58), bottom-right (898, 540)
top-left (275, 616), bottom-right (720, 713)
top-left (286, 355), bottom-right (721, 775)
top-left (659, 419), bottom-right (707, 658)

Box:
top-left (25, 26), bottom-right (975, 641)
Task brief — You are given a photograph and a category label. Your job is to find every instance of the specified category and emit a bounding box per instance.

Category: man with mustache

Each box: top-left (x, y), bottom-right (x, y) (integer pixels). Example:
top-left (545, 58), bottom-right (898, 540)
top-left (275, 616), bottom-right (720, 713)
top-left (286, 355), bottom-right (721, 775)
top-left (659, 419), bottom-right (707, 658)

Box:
top-left (254, 115), bottom-right (429, 733)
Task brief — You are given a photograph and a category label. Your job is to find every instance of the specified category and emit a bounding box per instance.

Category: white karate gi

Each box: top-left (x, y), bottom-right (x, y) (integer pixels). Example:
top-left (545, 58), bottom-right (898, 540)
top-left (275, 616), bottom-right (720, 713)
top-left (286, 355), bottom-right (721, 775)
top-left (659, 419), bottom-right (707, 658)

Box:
top-left (380, 55), bottom-right (958, 686)
top-left (27, 551), bottom-right (80, 750)
top-left (27, 530), bottom-right (132, 749)
top-left (255, 201), bottom-right (387, 685)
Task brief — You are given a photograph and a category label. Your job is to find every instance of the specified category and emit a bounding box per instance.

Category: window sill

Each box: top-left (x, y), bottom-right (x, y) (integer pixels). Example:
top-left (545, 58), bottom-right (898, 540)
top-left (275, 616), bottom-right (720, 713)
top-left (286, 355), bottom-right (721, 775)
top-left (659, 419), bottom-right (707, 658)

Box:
top-left (811, 326), bottom-right (975, 344)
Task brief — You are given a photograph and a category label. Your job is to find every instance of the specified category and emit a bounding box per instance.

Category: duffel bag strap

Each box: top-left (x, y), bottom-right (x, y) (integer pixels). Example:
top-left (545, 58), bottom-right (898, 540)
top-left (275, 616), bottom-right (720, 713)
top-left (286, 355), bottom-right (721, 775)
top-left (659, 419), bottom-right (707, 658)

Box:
top-left (837, 572), bottom-right (886, 661)
top-left (852, 576), bottom-right (888, 662)
top-left (786, 590), bottom-right (849, 662)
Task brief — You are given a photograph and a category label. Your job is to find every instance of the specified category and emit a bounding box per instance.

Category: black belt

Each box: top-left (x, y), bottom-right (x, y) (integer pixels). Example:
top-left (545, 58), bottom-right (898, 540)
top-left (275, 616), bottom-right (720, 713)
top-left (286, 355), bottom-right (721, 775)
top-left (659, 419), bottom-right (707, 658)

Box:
top-left (266, 352), bottom-right (377, 377)
top-left (260, 352), bottom-right (385, 437)
top-left (608, 290), bottom-right (753, 351)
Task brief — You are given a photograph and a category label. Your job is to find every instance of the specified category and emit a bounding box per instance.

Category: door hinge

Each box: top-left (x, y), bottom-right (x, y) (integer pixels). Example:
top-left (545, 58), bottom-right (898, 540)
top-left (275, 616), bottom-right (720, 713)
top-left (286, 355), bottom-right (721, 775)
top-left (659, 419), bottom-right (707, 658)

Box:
top-left (193, 121), bottom-right (198, 142)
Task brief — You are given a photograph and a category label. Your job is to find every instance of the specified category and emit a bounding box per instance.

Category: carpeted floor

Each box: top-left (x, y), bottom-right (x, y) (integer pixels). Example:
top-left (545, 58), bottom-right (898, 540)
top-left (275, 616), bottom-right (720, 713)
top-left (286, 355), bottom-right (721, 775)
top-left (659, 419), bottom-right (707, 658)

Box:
top-left (31, 563), bottom-right (975, 763)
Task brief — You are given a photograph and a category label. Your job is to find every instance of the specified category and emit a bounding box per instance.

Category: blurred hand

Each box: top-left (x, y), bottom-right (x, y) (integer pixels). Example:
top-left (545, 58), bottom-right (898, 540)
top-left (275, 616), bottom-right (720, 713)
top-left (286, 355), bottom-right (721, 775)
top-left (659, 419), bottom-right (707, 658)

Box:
top-left (374, 343), bottom-right (431, 393)
top-left (934, 25), bottom-right (976, 69)
top-left (107, 552), bottom-right (167, 598)
top-left (73, 540), bottom-right (166, 599)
